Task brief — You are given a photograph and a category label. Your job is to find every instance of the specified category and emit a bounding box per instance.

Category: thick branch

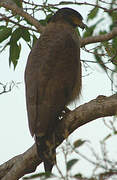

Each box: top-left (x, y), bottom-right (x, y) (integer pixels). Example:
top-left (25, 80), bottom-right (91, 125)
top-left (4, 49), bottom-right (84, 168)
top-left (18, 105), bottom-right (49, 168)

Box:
top-left (81, 27), bottom-right (117, 47)
top-left (0, 0), bottom-right (45, 33)
top-left (0, 94), bottom-right (117, 180)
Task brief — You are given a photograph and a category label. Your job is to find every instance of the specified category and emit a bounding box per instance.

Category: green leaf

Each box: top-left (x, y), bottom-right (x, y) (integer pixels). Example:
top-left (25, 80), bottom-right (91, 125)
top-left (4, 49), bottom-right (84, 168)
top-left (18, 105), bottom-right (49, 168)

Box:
top-left (10, 27), bottom-right (31, 44)
top-left (94, 49), bottom-right (107, 72)
top-left (83, 25), bottom-right (95, 38)
top-left (10, 28), bottom-right (23, 44)
top-left (14, 15), bottom-right (21, 21)
top-left (74, 173), bottom-right (83, 178)
top-left (103, 42), bottom-right (112, 57)
top-left (87, 7), bottom-right (99, 21)
top-left (75, 28), bottom-right (81, 37)
top-left (83, 19), bottom-right (104, 38)
top-left (0, 26), bottom-right (12, 43)
top-left (73, 139), bottom-right (86, 148)
top-left (9, 27), bottom-right (30, 68)
top-left (9, 42), bottom-right (21, 68)
top-left (111, 37), bottom-right (117, 65)
top-left (0, 41), bottom-right (10, 53)
top-left (102, 134), bottom-right (112, 142)
top-left (67, 159), bottom-right (78, 171)
top-left (111, 12), bottom-right (117, 22)
top-left (37, 172), bottom-right (52, 177)
top-left (112, 37), bottom-right (117, 49)
top-left (114, 131), bottom-right (117, 135)
top-left (22, 29), bottom-right (30, 42)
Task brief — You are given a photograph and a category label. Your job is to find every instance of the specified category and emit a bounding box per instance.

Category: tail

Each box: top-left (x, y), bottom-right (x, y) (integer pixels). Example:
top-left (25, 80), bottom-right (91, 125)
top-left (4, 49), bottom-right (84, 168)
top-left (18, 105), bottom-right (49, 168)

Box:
top-left (36, 134), bottom-right (56, 172)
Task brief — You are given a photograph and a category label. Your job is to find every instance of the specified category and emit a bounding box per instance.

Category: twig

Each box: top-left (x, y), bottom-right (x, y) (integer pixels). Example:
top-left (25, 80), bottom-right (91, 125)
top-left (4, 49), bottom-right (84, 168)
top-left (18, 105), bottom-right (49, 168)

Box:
top-left (0, 0), bottom-right (117, 47)
top-left (0, 13), bottom-right (38, 32)
top-left (0, 81), bottom-right (18, 95)
top-left (0, 0), bottom-right (45, 33)
top-left (48, 1), bottom-right (116, 13)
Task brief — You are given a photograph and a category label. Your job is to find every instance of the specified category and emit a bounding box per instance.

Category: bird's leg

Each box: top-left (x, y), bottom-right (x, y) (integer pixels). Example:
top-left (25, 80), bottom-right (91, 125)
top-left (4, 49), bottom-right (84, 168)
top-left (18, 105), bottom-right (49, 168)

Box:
top-left (60, 106), bottom-right (71, 119)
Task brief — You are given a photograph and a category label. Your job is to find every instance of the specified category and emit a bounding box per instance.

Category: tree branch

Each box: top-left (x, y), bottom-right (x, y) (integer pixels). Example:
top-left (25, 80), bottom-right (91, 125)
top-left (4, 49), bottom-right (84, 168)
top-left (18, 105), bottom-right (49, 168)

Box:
top-left (81, 27), bottom-right (117, 47)
top-left (0, 1), bottom-right (117, 179)
top-left (0, 0), bottom-right (117, 47)
top-left (0, 94), bottom-right (117, 180)
top-left (0, 0), bottom-right (45, 33)
top-left (0, 13), bottom-right (38, 32)
top-left (48, 1), bottom-right (111, 12)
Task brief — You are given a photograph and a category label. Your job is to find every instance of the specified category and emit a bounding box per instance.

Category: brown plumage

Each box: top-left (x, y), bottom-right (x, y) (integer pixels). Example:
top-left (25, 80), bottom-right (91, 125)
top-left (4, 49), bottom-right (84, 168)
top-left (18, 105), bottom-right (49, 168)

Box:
top-left (25, 8), bottom-right (86, 172)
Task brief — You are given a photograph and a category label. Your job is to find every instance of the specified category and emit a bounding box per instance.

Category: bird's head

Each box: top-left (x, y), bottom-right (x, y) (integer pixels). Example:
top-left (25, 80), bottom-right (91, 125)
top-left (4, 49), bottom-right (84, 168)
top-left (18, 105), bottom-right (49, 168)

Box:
top-left (47, 8), bottom-right (87, 30)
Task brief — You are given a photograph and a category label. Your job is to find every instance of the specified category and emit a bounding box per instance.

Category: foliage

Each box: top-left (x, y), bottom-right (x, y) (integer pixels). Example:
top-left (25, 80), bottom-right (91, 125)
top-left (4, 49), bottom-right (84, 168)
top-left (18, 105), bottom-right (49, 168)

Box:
top-left (0, 0), bottom-right (116, 78)
top-left (0, 0), bottom-right (117, 179)
top-left (23, 131), bottom-right (117, 179)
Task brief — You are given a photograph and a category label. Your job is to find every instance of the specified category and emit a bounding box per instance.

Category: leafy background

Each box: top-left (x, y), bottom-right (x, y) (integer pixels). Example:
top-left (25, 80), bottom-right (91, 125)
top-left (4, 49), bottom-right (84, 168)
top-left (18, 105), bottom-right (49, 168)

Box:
top-left (0, 0), bottom-right (117, 179)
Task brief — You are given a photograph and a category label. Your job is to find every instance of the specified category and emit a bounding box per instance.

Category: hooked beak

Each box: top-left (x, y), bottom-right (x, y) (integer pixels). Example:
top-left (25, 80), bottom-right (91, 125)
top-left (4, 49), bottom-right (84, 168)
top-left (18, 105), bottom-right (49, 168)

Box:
top-left (79, 22), bottom-right (88, 30)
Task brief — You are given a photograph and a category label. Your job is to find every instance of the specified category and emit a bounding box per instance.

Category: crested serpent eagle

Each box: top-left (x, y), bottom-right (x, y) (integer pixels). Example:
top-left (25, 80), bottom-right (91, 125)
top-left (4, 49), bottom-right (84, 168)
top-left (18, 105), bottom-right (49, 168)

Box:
top-left (25, 7), bottom-right (86, 172)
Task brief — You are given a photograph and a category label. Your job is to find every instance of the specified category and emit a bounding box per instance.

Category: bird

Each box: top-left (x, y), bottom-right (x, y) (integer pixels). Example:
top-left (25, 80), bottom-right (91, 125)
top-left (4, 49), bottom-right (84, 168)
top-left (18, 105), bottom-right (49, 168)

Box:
top-left (25, 7), bottom-right (86, 172)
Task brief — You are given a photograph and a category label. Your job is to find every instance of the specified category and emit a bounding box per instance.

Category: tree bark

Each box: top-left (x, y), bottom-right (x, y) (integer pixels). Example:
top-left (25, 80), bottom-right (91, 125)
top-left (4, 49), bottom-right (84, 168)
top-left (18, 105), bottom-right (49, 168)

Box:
top-left (0, 94), bottom-right (117, 180)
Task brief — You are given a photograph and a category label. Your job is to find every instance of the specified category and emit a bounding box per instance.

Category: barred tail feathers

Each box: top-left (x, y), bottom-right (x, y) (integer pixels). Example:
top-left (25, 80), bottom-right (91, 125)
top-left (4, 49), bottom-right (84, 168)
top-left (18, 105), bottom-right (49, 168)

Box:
top-left (35, 135), bottom-right (56, 172)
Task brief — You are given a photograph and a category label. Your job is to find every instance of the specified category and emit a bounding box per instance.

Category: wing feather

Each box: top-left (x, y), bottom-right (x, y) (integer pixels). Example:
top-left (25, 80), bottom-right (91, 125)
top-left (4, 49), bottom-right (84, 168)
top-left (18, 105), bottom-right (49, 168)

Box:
top-left (25, 24), bottom-right (81, 137)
